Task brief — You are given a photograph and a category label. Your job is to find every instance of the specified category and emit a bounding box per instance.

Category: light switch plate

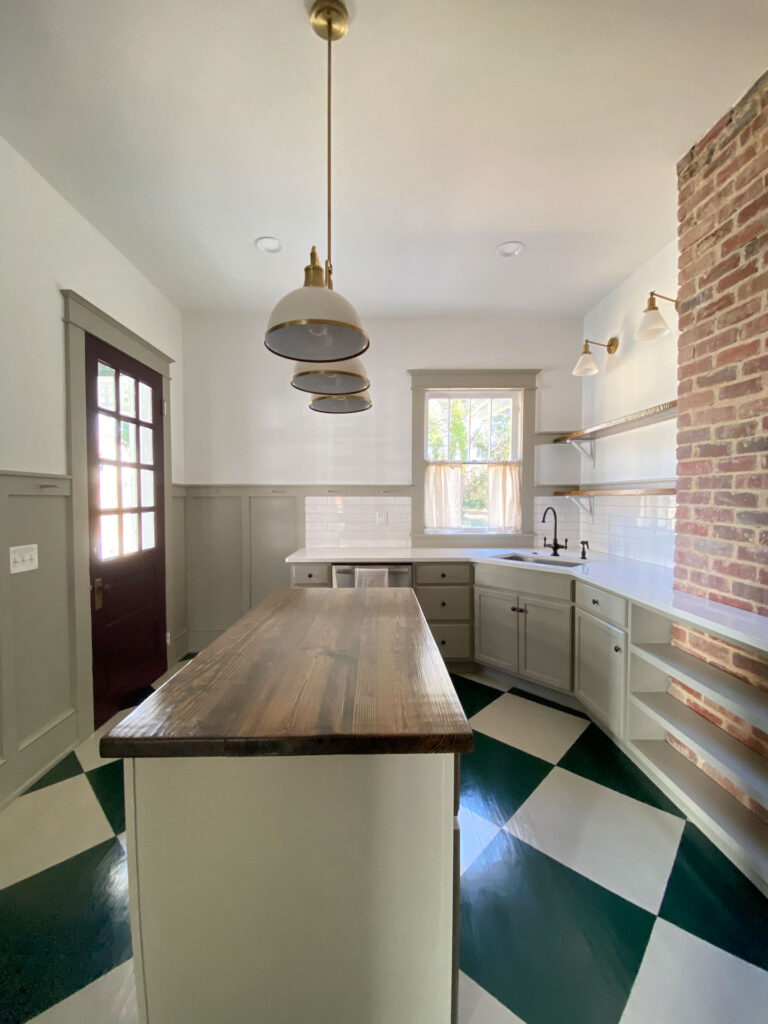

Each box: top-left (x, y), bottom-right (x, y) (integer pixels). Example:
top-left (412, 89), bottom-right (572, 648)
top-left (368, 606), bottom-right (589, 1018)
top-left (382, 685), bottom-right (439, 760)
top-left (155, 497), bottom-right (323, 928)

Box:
top-left (10, 544), bottom-right (38, 574)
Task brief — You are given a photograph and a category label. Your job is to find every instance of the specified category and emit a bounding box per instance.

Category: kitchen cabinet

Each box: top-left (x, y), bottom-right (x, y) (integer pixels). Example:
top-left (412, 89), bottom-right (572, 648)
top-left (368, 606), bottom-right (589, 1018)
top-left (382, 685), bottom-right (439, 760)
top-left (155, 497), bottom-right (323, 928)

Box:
top-left (415, 563), bottom-right (473, 661)
top-left (475, 585), bottom-right (572, 691)
top-left (574, 608), bottom-right (626, 735)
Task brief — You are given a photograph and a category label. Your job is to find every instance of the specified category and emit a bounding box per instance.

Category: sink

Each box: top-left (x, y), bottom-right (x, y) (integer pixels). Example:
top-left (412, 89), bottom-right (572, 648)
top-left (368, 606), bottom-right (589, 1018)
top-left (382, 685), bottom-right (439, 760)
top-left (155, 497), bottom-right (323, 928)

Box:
top-left (497, 554), bottom-right (581, 568)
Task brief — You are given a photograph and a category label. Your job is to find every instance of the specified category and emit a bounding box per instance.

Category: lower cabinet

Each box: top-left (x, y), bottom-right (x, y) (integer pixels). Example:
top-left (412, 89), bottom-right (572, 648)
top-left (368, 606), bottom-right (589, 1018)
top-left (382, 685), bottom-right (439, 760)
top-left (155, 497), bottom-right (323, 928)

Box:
top-left (574, 608), bottom-right (626, 735)
top-left (475, 587), bottom-right (572, 691)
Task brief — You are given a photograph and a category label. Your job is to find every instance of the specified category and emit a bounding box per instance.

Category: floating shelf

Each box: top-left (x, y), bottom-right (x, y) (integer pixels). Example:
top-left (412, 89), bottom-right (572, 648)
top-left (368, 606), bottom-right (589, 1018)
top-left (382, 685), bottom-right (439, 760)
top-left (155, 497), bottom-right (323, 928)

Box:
top-left (553, 487), bottom-right (676, 497)
top-left (632, 643), bottom-right (768, 735)
top-left (553, 401), bottom-right (677, 445)
top-left (632, 691), bottom-right (768, 809)
top-left (631, 739), bottom-right (768, 888)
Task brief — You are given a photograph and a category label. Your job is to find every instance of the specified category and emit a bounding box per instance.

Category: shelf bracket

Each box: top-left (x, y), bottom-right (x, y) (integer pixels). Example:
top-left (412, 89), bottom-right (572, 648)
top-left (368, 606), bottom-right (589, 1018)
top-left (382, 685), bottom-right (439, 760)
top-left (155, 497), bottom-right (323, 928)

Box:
top-left (568, 495), bottom-right (594, 519)
top-left (567, 438), bottom-right (596, 466)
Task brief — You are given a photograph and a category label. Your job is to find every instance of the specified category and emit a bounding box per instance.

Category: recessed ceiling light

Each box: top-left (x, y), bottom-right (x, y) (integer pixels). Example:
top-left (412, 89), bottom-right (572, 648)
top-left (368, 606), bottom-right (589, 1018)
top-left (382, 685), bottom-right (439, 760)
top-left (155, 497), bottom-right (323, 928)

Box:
top-left (255, 236), bottom-right (284, 254)
top-left (496, 240), bottom-right (525, 258)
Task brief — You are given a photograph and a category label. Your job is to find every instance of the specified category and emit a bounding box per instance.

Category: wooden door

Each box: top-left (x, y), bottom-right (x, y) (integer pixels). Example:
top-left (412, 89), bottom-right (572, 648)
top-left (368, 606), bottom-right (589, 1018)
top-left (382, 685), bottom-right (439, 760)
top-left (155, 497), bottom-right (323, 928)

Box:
top-left (574, 609), bottom-right (626, 735)
top-left (519, 595), bottom-right (573, 691)
top-left (474, 587), bottom-right (519, 673)
top-left (85, 334), bottom-right (167, 727)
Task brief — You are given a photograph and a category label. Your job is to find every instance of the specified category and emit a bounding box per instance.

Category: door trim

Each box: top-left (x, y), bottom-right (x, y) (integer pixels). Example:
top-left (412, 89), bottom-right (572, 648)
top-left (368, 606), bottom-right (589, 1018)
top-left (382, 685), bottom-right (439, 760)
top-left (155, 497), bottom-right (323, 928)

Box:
top-left (63, 290), bottom-right (175, 739)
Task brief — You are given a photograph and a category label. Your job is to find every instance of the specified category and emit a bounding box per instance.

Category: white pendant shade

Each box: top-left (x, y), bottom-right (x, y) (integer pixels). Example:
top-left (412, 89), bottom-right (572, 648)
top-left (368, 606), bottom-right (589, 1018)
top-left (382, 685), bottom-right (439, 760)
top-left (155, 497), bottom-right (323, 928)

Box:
top-left (309, 390), bottom-right (372, 414)
top-left (292, 357), bottom-right (369, 395)
top-left (635, 306), bottom-right (670, 341)
top-left (265, 285), bottom-right (369, 362)
top-left (572, 350), bottom-right (599, 376)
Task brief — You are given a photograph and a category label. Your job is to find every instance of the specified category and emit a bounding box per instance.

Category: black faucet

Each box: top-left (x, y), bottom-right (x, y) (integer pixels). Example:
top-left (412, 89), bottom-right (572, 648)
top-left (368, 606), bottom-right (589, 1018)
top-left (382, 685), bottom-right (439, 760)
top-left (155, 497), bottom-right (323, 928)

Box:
top-left (542, 506), bottom-right (567, 557)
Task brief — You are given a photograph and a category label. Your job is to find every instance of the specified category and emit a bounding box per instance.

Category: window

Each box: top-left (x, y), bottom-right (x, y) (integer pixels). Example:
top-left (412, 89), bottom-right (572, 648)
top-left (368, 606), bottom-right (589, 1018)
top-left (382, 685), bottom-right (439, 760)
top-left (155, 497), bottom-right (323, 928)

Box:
top-left (425, 390), bottom-right (522, 531)
top-left (409, 369), bottom-right (538, 544)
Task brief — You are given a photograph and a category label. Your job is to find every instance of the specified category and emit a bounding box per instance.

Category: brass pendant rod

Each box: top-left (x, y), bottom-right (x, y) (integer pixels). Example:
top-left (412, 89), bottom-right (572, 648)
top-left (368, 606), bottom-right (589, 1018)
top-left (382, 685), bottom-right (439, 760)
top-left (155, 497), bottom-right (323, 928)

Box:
top-left (326, 16), bottom-right (334, 289)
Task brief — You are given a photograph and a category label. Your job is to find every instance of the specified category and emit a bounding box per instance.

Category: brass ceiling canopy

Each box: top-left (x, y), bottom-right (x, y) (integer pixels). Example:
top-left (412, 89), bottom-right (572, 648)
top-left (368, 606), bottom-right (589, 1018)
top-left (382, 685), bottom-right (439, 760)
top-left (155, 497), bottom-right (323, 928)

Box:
top-left (310, 0), bottom-right (350, 41)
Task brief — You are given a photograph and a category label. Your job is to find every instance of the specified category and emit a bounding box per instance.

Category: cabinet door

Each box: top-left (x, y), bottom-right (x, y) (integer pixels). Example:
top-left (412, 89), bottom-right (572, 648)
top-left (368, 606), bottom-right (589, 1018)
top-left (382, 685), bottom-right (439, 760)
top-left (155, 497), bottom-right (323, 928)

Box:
top-left (474, 588), bottom-right (519, 672)
top-left (574, 609), bottom-right (626, 736)
top-left (519, 596), bottom-right (573, 692)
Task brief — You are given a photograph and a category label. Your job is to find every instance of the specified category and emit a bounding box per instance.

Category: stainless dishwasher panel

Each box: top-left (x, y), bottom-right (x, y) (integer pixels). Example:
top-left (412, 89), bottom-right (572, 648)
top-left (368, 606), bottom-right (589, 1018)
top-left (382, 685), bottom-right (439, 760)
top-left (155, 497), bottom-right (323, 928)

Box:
top-left (332, 564), bottom-right (413, 588)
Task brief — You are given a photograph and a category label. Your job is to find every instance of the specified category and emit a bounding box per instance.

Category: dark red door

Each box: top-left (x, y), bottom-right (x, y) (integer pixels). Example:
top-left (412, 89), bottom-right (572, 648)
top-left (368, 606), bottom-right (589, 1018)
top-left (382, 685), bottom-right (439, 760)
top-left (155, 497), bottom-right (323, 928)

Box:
top-left (85, 334), bottom-right (167, 727)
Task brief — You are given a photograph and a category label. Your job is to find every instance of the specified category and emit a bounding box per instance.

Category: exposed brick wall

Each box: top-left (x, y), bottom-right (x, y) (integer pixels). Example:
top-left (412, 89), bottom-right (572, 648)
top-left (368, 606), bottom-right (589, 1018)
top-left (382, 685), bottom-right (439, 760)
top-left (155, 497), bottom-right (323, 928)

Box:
top-left (675, 68), bottom-right (768, 617)
top-left (666, 734), bottom-right (768, 826)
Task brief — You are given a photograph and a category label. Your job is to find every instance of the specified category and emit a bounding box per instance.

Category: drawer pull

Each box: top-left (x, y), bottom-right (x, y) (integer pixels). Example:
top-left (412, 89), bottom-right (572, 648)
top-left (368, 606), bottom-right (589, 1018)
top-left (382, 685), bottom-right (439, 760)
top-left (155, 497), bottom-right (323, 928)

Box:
top-left (441, 601), bottom-right (447, 607)
top-left (441, 572), bottom-right (446, 578)
top-left (592, 598), bottom-right (599, 606)
top-left (440, 640), bottom-right (446, 646)
top-left (308, 573), bottom-right (313, 579)
top-left (614, 645), bottom-right (622, 653)
top-left (510, 606), bottom-right (518, 612)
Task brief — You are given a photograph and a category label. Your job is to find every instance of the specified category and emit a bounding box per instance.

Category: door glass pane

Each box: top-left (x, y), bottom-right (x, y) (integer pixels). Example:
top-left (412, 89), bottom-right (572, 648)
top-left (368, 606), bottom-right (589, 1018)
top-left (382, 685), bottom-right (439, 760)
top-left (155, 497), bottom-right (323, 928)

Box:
top-left (100, 514), bottom-right (120, 559)
top-left (97, 364), bottom-right (116, 411)
top-left (141, 511), bottom-right (155, 550)
top-left (140, 469), bottom-right (154, 508)
top-left (119, 421), bottom-right (137, 462)
top-left (139, 426), bottom-right (154, 465)
top-left (119, 374), bottom-right (136, 417)
top-left (138, 382), bottom-right (153, 423)
top-left (99, 465), bottom-right (118, 510)
top-left (121, 467), bottom-right (138, 508)
top-left (98, 414), bottom-right (117, 460)
top-left (123, 513), bottom-right (139, 554)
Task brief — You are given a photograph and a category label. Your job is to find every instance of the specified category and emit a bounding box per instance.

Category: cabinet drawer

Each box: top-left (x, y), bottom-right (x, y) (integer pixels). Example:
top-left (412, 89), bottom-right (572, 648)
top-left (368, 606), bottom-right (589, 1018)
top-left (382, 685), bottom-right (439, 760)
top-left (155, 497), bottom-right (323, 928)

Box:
top-left (429, 624), bottom-right (472, 660)
top-left (290, 563), bottom-right (330, 586)
top-left (575, 581), bottom-right (626, 627)
top-left (415, 563), bottom-right (472, 585)
top-left (416, 586), bottom-right (471, 622)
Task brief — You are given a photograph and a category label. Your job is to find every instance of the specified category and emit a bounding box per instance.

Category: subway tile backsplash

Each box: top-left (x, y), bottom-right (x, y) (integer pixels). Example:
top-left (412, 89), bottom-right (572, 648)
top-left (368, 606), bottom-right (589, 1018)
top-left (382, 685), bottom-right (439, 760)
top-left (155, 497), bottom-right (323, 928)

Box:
top-left (575, 493), bottom-right (676, 568)
top-left (305, 496), bottom-right (412, 549)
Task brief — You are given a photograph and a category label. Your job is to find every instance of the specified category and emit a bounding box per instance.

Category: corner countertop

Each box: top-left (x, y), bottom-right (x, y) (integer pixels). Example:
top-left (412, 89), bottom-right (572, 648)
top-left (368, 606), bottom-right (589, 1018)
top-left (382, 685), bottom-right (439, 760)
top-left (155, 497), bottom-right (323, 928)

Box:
top-left (286, 547), bottom-right (768, 653)
top-left (101, 587), bottom-right (473, 759)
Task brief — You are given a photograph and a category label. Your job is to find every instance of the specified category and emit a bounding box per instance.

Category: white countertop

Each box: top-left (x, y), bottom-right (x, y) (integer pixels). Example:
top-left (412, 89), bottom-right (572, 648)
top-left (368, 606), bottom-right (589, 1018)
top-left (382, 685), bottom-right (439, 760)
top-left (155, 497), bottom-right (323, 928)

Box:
top-left (286, 546), bottom-right (768, 653)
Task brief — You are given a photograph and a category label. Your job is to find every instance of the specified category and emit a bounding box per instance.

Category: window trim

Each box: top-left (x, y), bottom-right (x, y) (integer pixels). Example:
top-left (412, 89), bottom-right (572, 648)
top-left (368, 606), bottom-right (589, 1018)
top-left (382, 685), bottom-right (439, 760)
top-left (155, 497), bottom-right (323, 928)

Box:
top-left (409, 368), bottom-right (539, 547)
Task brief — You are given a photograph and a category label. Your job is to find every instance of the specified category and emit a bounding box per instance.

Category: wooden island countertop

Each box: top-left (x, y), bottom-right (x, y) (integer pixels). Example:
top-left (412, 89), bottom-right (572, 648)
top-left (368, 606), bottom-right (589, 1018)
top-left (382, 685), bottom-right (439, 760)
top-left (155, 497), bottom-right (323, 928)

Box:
top-left (101, 587), bottom-right (473, 759)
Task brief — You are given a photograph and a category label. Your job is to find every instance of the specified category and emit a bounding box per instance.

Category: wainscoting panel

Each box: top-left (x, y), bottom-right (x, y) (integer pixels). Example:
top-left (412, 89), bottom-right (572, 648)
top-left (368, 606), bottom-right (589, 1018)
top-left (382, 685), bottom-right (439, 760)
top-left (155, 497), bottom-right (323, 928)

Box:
top-left (169, 486), bottom-right (188, 662)
top-left (249, 495), bottom-right (299, 608)
top-left (186, 493), bottom-right (246, 651)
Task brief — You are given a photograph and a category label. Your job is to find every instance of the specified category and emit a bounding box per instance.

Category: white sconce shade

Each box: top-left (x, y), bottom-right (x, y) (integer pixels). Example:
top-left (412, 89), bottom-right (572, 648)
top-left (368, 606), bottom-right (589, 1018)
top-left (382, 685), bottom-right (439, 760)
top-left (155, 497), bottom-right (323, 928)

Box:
top-left (309, 390), bottom-right (372, 414)
top-left (265, 282), bottom-right (369, 362)
top-left (291, 357), bottom-right (369, 395)
top-left (572, 350), bottom-right (599, 376)
top-left (635, 305), bottom-right (670, 341)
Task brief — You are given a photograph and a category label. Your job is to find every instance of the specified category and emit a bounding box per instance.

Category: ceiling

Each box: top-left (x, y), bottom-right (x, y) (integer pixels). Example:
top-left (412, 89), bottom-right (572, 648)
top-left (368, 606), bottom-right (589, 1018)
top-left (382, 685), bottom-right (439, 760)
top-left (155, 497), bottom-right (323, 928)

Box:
top-left (1, 1), bottom-right (767, 317)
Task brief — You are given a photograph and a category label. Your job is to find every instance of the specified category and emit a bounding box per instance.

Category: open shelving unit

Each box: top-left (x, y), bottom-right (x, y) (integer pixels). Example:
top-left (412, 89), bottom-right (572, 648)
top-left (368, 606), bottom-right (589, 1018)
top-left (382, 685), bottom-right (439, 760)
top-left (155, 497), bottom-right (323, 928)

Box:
top-left (553, 400), bottom-right (677, 460)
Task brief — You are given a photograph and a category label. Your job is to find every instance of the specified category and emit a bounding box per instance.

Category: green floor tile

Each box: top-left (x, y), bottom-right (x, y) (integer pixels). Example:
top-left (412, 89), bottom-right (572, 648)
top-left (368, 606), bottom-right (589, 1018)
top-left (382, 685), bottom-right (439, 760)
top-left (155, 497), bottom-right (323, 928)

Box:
top-left (460, 831), bottom-right (654, 1024)
top-left (24, 751), bottom-right (83, 794)
top-left (0, 838), bottom-right (131, 1024)
top-left (180, 651), bottom-right (198, 660)
top-left (558, 724), bottom-right (684, 817)
top-left (86, 760), bottom-right (125, 834)
top-left (460, 731), bottom-right (552, 826)
top-left (451, 674), bottom-right (504, 718)
top-left (659, 821), bottom-right (768, 970)
top-left (508, 686), bottom-right (590, 719)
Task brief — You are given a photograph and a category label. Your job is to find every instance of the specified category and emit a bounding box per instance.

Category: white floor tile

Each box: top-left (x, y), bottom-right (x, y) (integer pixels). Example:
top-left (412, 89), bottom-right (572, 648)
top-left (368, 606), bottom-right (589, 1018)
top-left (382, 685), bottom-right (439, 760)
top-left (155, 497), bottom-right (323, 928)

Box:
top-left (25, 960), bottom-right (139, 1024)
top-left (74, 707), bottom-right (134, 772)
top-left (0, 775), bottom-right (113, 890)
top-left (620, 919), bottom-right (768, 1024)
top-left (469, 693), bottom-right (588, 763)
top-left (458, 972), bottom-right (527, 1024)
top-left (117, 831), bottom-right (127, 853)
top-left (506, 768), bottom-right (685, 913)
top-left (459, 806), bottom-right (501, 874)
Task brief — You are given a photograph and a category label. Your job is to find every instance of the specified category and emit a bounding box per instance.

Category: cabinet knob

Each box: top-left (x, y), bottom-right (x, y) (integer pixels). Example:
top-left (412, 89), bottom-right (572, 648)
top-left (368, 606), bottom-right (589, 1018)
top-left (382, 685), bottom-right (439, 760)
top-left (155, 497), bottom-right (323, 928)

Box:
top-left (614, 645), bottom-right (622, 653)
top-left (511, 606), bottom-right (518, 612)
top-left (441, 572), bottom-right (446, 578)
top-left (441, 601), bottom-right (447, 607)
top-left (440, 640), bottom-right (446, 646)
top-left (592, 598), bottom-right (599, 605)
top-left (308, 573), bottom-right (313, 579)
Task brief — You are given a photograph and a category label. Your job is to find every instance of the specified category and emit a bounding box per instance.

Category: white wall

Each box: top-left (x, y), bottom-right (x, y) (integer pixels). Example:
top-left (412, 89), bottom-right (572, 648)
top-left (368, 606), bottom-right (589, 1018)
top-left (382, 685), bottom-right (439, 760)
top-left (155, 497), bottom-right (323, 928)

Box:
top-left (183, 311), bottom-right (582, 485)
top-left (0, 136), bottom-right (185, 479)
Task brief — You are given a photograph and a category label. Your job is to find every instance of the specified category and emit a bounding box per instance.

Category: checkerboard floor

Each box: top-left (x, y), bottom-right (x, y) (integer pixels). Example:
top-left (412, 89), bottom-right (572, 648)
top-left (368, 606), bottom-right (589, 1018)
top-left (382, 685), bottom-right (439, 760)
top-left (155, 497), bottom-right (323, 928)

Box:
top-left (1, 666), bottom-right (767, 1023)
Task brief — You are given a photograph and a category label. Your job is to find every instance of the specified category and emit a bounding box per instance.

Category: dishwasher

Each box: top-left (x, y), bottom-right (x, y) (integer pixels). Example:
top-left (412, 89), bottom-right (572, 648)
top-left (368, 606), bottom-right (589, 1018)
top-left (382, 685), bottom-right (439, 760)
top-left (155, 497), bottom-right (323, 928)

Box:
top-left (332, 563), bottom-right (413, 588)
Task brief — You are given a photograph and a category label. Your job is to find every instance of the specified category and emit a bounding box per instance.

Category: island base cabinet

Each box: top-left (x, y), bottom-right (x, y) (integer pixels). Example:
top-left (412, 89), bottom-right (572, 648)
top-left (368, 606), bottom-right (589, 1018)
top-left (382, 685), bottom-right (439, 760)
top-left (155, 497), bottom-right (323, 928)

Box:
top-left (125, 753), bottom-right (456, 1024)
top-left (574, 608), bottom-right (626, 736)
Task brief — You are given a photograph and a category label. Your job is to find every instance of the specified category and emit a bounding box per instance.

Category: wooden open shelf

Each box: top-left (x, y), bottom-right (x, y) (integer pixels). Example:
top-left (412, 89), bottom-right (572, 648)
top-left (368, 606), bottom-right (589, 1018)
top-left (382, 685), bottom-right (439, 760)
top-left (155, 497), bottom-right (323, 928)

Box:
top-left (553, 487), bottom-right (676, 497)
top-left (553, 400), bottom-right (677, 445)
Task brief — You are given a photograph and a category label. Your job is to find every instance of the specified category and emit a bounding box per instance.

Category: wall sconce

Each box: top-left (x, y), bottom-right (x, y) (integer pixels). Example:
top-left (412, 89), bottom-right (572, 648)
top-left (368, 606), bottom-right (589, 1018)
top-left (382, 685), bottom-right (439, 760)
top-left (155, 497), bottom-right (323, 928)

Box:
top-left (571, 337), bottom-right (619, 377)
top-left (635, 291), bottom-right (679, 341)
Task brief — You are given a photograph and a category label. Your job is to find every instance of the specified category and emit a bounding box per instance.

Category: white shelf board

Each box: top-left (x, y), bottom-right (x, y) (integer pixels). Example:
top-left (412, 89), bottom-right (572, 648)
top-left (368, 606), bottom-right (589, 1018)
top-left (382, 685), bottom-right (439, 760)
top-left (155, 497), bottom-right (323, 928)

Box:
top-left (632, 691), bottom-right (768, 808)
top-left (632, 739), bottom-right (768, 891)
top-left (632, 643), bottom-right (768, 735)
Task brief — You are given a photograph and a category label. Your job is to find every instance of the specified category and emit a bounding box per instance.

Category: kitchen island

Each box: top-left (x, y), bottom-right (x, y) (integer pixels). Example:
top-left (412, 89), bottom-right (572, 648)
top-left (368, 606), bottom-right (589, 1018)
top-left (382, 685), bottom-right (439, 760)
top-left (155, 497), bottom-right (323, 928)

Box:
top-left (102, 587), bottom-right (472, 1024)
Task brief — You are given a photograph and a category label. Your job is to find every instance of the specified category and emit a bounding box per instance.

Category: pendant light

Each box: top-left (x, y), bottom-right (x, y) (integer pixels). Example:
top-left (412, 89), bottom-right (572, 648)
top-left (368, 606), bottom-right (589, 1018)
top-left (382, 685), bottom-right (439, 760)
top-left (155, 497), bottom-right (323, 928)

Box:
top-left (291, 356), bottom-right (369, 395)
top-left (571, 337), bottom-right (619, 377)
top-left (309, 390), bottom-right (372, 414)
top-left (264, 0), bottom-right (370, 371)
top-left (635, 291), bottom-right (678, 341)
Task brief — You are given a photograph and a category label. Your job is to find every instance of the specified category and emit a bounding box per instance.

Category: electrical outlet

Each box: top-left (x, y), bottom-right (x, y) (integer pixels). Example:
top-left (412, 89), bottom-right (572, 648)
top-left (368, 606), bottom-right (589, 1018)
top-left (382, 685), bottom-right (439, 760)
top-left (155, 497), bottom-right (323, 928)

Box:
top-left (10, 544), bottom-right (39, 574)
